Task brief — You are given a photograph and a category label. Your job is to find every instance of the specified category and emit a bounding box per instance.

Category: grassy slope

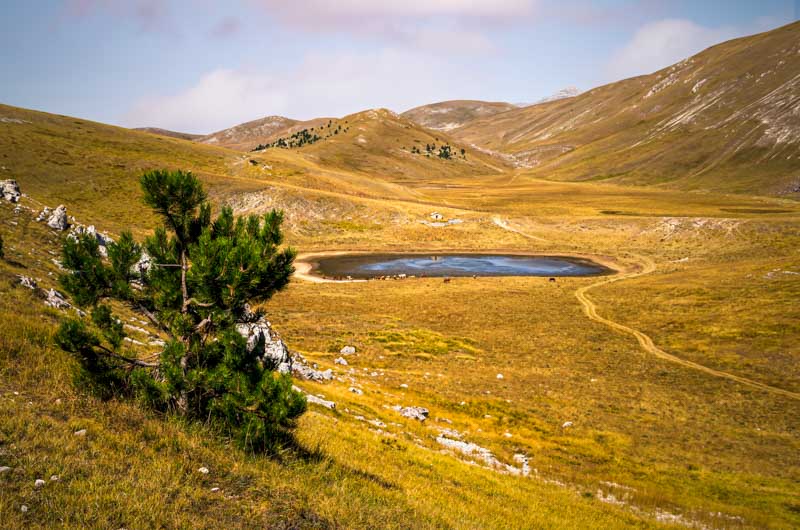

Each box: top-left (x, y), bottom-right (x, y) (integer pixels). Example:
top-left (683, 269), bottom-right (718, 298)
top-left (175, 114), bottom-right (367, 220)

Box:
top-left (452, 21), bottom-right (800, 196)
top-left (401, 100), bottom-right (518, 131)
top-left (0, 101), bottom-right (799, 528)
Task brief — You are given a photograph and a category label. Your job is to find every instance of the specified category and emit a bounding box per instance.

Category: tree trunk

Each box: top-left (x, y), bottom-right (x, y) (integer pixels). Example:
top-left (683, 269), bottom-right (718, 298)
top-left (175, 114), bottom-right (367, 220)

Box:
top-left (177, 249), bottom-right (189, 414)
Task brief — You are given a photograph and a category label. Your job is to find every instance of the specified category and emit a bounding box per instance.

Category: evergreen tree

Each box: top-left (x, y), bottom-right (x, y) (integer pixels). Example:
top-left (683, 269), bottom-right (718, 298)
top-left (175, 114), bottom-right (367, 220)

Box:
top-left (55, 169), bottom-right (305, 451)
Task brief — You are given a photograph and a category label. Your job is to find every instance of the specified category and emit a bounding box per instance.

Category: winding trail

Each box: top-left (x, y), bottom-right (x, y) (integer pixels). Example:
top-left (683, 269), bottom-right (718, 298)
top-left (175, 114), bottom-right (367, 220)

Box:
top-left (493, 218), bottom-right (800, 400)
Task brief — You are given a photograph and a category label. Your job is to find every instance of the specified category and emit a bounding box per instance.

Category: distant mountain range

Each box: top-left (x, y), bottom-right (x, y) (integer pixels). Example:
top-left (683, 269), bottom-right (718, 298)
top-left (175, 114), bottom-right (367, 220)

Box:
top-left (132, 21), bottom-right (800, 196)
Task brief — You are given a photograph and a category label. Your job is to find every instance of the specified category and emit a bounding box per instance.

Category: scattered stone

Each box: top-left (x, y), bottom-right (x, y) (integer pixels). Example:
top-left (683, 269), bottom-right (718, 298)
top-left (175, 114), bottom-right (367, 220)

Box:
top-left (348, 387), bottom-right (363, 395)
top-left (198, 467), bottom-right (209, 474)
top-left (399, 406), bottom-right (429, 422)
top-left (34, 479), bottom-right (46, 488)
top-left (305, 394), bottom-right (336, 410)
top-left (399, 384), bottom-right (409, 389)
top-left (503, 432), bottom-right (512, 438)
top-left (50, 475), bottom-right (59, 481)
top-left (496, 373), bottom-right (504, 380)
top-left (35, 206), bottom-right (52, 222)
top-left (46, 205), bottom-right (69, 231)
top-left (44, 289), bottom-right (71, 310)
top-left (340, 345), bottom-right (356, 355)
top-left (20, 505), bottom-right (28, 513)
top-left (74, 429), bottom-right (87, 437)
top-left (0, 466), bottom-right (12, 474)
top-left (562, 421), bottom-right (573, 429)
top-left (334, 357), bottom-right (348, 366)
top-left (1, 179), bottom-right (21, 202)
top-left (17, 275), bottom-right (37, 289)
top-left (210, 487), bottom-right (220, 492)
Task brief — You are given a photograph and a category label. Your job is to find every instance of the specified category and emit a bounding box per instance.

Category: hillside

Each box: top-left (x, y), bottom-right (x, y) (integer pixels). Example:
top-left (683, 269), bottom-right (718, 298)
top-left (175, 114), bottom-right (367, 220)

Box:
top-left (401, 100), bottom-right (518, 131)
top-left (133, 127), bottom-right (204, 141)
top-left (2, 97), bottom-right (800, 528)
top-left (453, 21), bottom-right (800, 196)
top-left (199, 115), bottom-right (333, 151)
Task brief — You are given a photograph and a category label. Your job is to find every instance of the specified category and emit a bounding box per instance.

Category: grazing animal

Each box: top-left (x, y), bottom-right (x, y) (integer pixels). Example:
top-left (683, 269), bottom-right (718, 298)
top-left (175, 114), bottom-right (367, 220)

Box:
top-left (549, 277), bottom-right (556, 283)
top-left (443, 277), bottom-right (451, 283)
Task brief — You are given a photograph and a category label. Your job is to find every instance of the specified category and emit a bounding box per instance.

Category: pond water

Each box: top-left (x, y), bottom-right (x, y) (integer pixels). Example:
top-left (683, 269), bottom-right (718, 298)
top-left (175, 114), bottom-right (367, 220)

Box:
top-left (313, 253), bottom-right (611, 279)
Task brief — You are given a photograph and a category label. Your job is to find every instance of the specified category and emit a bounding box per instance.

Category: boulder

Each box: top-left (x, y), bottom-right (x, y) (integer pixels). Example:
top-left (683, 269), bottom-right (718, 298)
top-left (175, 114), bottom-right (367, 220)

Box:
top-left (334, 357), bottom-right (348, 366)
top-left (70, 225), bottom-right (113, 256)
top-left (236, 308), bottom-right (292, 373)
top-left (17, 275), bottom-right (37, 290)
top-left (132, 250), bottom-right (152, 275)
top-left (1, 179), bottom-right (20, 202)
top-left (399, 406), bottom-right (429, 422)
top-left (44, 289), bottom-right (71, 310)
top-left (47, 205), bottom-right (69, 231)
top-left (340, 345), bottom-right (356, 355)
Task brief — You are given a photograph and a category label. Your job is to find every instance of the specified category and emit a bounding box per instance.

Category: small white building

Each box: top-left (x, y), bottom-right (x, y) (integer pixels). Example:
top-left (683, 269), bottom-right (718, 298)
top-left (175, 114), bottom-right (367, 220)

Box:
top-left (430, 212), bottom-right (444, 221)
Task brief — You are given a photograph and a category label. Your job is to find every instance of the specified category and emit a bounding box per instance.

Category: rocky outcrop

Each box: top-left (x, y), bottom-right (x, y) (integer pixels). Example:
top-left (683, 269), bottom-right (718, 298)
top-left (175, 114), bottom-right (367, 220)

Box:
top-left (70, 225), bottom-right (113, 256)
top-left (1, 180), bottom-right (20, 203)
top-left (395, 406), bottom-right (429, 421)
top-left (46, 205), bottom-right (69, 231)
top-left (236, 308), bottom-right (292, 373)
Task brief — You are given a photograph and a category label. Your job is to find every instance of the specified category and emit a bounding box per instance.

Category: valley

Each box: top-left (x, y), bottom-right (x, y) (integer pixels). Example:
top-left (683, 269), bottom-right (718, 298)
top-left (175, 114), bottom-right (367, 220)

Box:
top-left (1, 19), bottom-right (799, 530)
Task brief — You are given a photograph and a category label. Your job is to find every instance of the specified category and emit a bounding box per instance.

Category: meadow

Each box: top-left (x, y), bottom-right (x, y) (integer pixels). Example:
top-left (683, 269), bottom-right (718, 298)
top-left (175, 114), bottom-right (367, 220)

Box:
top-left (1, 104), bottom-right (799, 528)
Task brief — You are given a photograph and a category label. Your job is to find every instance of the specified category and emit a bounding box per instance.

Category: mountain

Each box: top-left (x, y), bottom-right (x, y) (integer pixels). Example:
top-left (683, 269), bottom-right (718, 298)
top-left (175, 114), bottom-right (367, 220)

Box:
top-left (452, 21), bottom-right (800, 196)
top-left (198, 115), bottom-right (339, 151)
top-left (133, 127), bottom-right (204, 141)
top-left (400, 100), bottom-right (518, 131)
top-left (535, 86), bottom-right (582, 104)
top-left (264, 107), bottom-right (510, 184)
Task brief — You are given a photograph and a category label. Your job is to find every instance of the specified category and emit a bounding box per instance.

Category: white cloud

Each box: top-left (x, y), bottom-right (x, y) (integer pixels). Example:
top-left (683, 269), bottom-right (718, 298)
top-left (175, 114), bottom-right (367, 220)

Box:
top-left (122, 48), bottom-right (479, 133)
top-left (606, 19), bottom-right (743, 81)
top-left (254, 0), bottom-right (536, 23)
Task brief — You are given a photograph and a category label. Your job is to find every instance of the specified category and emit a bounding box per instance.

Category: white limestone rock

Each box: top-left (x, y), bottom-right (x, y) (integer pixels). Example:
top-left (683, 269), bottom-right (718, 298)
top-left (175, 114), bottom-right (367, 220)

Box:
top-left (1, 179), bottom-right (20, 202)
top-left (46, 205), bottom-right (69, 231)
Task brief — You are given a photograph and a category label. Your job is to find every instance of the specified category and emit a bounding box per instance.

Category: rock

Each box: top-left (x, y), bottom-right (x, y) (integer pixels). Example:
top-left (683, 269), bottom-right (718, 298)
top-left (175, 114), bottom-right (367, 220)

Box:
top-left (34, 479), bottom-right (45, 488)
top-left (236, 307), bottom-right (292, 373)
top-left (293, 386), bottom-right (336, 409)
top-left (35, 206), bottom-right (51, 222)
top-left (562, 421), bottom-right (573, 429)
top-left (44, 289), bottom-right (71, 310)
top-left (74, 429), bottom-right (87, 437)
top-left (292, 361), bottom-right (333, 382)
top-left (0, 466), bottom-right (11, 474)
top-left (334, 357), bottom-right (348, 366)
top-left (47, 205), bottom-right (69, 230)
top-left (496, 373), bottom-right (504, 380)
top-left (503, 432), bottom-right (512, 438)
top-left (1, 179), bottom-right (21, 202)
top-left (340, 345), bottom-right (356, 355)
top-left (50, 475), bottom-right (59, 481)
top-left (348, 387), bottom-right (363, 395)
top-left (197, 467), bottom-right (209, 474)
top-left (399, 406), bottom-right (429, 422)
top-left (17, 275), bottom-right (37, 289)
top-left (400, 383), bottom-right (409, 389)
top-left (20, 505), bottom-right (28, 513)
top-left (132, 250), bottom-right (152, 276)
top-left (210, 487), bottom-right (220, 492)
top-left (70, 225), bottom-right (113, 257)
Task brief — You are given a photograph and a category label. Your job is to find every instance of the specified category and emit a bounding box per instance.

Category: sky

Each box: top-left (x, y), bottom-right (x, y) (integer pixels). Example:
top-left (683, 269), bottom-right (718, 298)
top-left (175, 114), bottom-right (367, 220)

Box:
top-left (0, 1), bottom-right (796, 134)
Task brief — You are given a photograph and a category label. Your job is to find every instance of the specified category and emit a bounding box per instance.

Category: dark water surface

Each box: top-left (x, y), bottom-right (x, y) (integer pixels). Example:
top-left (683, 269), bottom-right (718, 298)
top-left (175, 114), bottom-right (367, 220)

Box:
top-left (314, 254), bottom-right (612, 279)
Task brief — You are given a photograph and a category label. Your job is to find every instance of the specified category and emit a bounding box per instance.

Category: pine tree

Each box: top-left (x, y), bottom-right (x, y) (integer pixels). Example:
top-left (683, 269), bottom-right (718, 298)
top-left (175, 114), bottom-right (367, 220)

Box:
top-left (55, 169), bottom-right (305, 451)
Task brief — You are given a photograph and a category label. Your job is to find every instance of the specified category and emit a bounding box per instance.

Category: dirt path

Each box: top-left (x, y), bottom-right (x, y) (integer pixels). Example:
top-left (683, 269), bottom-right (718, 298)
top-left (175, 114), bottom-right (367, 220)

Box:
top-left (491, 217), bottom-right (548, 242)
top-left (489, 221), bottom-right (800, 400)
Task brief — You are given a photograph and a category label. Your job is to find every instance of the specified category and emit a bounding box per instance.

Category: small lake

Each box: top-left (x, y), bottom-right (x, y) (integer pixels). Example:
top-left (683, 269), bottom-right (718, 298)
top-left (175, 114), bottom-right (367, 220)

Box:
top-left (313, 253), bottom-right (612, 279)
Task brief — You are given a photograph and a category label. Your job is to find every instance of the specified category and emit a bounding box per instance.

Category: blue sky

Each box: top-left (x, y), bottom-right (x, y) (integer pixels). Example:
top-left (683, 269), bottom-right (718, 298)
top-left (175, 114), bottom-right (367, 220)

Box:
top-left (0, 1), bottom-right (795, 133)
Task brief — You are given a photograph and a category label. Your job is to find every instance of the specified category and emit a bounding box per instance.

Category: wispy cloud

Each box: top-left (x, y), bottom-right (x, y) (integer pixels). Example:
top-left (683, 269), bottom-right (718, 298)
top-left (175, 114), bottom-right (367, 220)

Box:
top-left (606, 18), bottom-right (743, 81)
top-left (122, 47), bottom-right (479, 133)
